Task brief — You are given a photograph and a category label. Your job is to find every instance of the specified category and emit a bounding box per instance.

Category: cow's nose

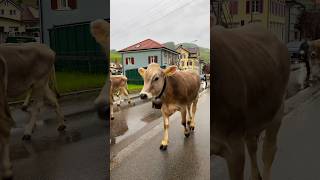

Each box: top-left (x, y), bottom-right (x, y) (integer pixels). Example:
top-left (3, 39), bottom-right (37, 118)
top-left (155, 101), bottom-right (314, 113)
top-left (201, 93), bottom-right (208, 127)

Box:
top-left (140, 93), bottom-right (147, 100)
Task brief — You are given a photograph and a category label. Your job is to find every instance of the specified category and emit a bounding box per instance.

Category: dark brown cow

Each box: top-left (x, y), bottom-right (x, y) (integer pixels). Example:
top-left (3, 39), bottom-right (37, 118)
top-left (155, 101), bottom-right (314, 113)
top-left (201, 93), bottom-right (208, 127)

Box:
top-left (139, 63), bottom-right (201, 150)
top-left (211, 23), bottom-right (290, 180)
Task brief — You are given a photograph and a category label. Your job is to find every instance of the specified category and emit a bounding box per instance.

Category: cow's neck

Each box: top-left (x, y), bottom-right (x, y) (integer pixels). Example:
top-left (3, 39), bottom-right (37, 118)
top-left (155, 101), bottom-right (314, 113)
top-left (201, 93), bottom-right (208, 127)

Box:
top-left (156, 77), bottom-right (167, 99)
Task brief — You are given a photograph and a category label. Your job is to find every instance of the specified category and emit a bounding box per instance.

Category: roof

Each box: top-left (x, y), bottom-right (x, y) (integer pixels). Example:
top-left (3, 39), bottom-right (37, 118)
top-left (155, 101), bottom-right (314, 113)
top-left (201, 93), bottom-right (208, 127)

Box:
top-left (0, 0), bottom-right (23, 11)
top-left (176, 45), bottom-right (191, 53)
top-left (187, 47), bottom-right (199, 54)
top-left (21, 5), bottom-right (39, 21)
top-left (119, 39), bottom-right (179, 54)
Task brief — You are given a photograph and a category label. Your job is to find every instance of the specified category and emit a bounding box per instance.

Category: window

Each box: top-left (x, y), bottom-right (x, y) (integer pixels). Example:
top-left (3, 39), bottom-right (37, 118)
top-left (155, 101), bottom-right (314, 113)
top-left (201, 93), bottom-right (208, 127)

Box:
top-left (229, 1), bottom-right (238, 15)
top-left (148, 56), bottom-right (158, 64)
top-left (51, 0), bottom-right (77, 10)
top-left (246, 0), bottom-right (263, 14)
top-left (0, 9), bottom-right (4, 15)
top-left (0, 27), bottom-right (4, 33)
top-left (125, 57), bottom-right (134, 65)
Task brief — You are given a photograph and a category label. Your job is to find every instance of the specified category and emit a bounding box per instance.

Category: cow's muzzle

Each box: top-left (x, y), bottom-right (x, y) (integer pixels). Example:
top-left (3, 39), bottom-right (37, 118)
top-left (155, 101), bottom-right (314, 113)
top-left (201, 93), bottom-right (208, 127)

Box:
top-left (140, 93), bottom-right (148, 100)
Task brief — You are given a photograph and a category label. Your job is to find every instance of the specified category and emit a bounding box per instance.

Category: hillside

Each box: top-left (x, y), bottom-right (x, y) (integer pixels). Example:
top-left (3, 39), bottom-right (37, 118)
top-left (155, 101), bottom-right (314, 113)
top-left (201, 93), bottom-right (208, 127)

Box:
top-left (110, 50), bottom-right (121, 63)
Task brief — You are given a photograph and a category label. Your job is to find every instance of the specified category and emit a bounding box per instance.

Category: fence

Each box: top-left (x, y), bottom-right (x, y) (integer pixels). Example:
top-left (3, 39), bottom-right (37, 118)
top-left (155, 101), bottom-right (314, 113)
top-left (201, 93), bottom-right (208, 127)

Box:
top-left (125, 66), bottom-right (166, 85)
top-left (49, 21), bottom-right (107, 74)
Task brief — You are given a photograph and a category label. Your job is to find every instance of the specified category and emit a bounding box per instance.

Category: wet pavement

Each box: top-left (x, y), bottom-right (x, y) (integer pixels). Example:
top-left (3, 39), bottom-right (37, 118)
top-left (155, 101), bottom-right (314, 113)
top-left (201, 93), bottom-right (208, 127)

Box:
top-left (7, 92), bottom-right (108, 180)
top-left (110, 90), bottom-right (210, 180)
top-left (211, 83), bottom-right (320, 179)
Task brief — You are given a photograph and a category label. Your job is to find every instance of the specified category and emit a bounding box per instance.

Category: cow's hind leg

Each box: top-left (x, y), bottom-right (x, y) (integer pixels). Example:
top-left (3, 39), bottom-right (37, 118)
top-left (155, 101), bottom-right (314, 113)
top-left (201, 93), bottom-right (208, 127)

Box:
top-left (0, 137), bottom-right (12, 180)
top-left (262, 121), bottom-right (281, 180)
top-left (225, 138), bottom-right (245, 180)
top-left (22, 89), bottom-right (44, 140)
top-left (44, 85), bottom-right (66, 132)
top-left (121, 87), bottom-right (132, 105)
top-left (180, 107), bottom-right (190, 137)
top-left (21, 89), bottom-right (32, 112)
top-left (246, 135), bottom-right (262, 180)
top-left (190, 98), bottom-right (198, 131)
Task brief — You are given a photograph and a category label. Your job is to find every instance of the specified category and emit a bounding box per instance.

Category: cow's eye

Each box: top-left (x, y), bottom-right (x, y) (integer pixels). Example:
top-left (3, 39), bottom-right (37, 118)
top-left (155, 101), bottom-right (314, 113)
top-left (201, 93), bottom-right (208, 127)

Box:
top-left (154, 77), bottom-right (159, 81)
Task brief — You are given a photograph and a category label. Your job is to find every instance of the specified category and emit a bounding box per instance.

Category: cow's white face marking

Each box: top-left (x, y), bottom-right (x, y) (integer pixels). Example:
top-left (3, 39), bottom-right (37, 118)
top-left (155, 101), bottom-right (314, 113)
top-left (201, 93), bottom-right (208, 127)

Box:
top-left (138, 63), bottom-right (177, 100)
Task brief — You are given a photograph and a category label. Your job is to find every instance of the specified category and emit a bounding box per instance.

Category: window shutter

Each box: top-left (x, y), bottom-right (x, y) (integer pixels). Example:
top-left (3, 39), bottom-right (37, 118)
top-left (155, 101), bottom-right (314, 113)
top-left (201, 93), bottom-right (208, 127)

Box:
top-left (148, 56), bottom-right (150, 64)
top-left (155, 56), bottom-right (158, 63)
top-left (246, 1), bottom-right (250, 14)
top-left (125, 58), bottom-right (128, 65)
top-left (234, 1), bottom-right (238, 14)
top-left (131, 57), bottom-right (134, 64)
top-left (68, 0), bottom-right (77, 9)
top-left (51, 0), bottom-right (58, 10)
top-left (260, 0), bottom-right (263, 13)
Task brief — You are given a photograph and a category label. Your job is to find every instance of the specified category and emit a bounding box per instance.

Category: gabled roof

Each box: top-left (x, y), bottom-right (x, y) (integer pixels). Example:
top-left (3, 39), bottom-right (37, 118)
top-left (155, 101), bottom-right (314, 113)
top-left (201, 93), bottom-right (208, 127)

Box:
top-left (21, 5), bottom-right (39, 21)
top-left (0, 0), bottom-right (23, 11)
top-left (187, 47), bottom-right (199, 54)
top-left (176, 45), bottom-right (191, 53)
top-left (119, 39), bottom-right (165, 52)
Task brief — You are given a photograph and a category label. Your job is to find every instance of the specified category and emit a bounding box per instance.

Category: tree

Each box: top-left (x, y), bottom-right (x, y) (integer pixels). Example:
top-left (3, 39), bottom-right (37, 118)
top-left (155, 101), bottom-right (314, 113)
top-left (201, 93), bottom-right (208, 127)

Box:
top-left (296, 11), bottom-right (320, 40)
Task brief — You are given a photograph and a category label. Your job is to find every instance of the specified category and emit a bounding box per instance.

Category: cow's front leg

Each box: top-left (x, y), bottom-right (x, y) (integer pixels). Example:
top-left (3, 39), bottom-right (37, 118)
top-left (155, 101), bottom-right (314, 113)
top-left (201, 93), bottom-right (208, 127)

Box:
top-left (21, 89), bottom-right (32, 112)
top-left (190, 99), bottom-right (198, 131)
top-left (160, 109), bottom-right (170, 151)
top-left (1, 137), bottom-right (13, 180)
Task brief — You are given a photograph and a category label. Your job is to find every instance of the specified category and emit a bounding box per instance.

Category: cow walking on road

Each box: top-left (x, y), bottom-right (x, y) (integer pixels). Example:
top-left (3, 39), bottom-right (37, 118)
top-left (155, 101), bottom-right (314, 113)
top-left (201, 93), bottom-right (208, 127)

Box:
top-left (211, 23), bottom-right (290, 180)
top-left (0, 43), bottom-right (66, 179)
top-left (139, 63), bottom-right (201, 150)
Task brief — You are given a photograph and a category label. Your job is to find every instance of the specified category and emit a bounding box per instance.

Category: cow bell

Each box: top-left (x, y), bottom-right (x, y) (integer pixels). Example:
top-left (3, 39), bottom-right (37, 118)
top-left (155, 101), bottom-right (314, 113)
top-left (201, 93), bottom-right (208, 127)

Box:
top-left (152, 98), bottom-right (162, 109)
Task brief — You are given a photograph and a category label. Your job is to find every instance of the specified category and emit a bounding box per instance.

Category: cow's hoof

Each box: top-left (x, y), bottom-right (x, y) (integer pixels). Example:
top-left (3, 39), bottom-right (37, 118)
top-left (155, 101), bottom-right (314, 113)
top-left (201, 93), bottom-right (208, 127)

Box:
top-left (111, 117), bottom-right (115, 120)
top-left (21, 105), bottom-right (28, 112)
top-left (185, 132), bottom-right (190, 138)
top-left (22, 134), bottom-right (31, 141)
top-left (159, 144), bottom-right (167, 151)
top-left (57, 125), bottom-right (66, 132)
top-left (2, 175), bottom-right (13, 180)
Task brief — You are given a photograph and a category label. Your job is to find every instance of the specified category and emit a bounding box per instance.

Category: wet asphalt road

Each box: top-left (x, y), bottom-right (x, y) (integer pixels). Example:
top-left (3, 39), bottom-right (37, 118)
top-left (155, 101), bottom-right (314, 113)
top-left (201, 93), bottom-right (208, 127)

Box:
top-left (110, 90), bottom-right (210, 180)
top-left (211, 85), bottom-right (320, 178)
top-left (8, 93), bottom-right (108, 180)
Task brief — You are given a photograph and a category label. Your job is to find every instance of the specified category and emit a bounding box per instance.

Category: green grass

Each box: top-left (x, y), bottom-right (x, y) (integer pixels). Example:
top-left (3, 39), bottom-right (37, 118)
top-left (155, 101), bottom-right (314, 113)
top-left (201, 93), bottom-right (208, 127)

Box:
top-left (127, 84), bottom-right (143, 94)
top-left (56, 72), bottom-right (106, 93)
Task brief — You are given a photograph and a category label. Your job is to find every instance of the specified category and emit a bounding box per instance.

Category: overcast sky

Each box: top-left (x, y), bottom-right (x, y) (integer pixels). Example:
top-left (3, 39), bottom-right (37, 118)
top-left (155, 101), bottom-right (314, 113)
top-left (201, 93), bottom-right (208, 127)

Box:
top-left (110, 0), bottom-right (210, 50)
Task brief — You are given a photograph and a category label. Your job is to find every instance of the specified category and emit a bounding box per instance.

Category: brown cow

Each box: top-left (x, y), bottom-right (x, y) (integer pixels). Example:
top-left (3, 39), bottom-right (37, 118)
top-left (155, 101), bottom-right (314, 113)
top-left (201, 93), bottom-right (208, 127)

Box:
top-left (138, 63), bottom-right (201, 150)
top-left (211, 24), bottom-right (290, 180)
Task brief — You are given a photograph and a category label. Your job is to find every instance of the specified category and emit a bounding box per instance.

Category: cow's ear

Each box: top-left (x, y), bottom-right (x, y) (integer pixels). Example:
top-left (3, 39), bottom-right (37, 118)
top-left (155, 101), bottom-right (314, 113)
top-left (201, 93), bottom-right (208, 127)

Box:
top-left (164, 65), bottom-right (177, 76)
top-left (138, 68), bottom-right (146, 77)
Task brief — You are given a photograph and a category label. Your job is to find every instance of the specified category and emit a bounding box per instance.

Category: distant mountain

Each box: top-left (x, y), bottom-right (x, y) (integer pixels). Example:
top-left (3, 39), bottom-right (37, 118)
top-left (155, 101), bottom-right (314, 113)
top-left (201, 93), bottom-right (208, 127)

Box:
top-left (164, 42), bottom-right (210, 63)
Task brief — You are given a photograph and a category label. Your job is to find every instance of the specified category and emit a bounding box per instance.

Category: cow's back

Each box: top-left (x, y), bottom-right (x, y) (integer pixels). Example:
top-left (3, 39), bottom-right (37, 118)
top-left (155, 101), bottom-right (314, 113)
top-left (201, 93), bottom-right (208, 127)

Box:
top-left (212, 24), bottom-right (290, 136)
top-left (164, 70), bottom-right (200, 105)
top-left (0, 43), bottom-right (55, 97)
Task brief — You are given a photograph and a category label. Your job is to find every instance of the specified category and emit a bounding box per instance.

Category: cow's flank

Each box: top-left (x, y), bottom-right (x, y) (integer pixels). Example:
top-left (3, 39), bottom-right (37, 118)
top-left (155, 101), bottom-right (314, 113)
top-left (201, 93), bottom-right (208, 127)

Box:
top-left (211, 24), bottom-right (290, 180)
top-left (139, 64), bottom-right (201, 150)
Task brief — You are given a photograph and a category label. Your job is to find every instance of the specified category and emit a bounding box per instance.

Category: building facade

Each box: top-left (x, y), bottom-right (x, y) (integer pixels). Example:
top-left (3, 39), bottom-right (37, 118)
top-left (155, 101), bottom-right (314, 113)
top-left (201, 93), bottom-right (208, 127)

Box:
top-left (176, 45), bottom-right (200, 73)
top-left (119, 39), bottom-right (180, 75)
top-left (40, 0), bottom-right (109, 45)
top-left (222, 0), bottom-right (287, 42)
top-left (0, 0), bottom-right (25, 35)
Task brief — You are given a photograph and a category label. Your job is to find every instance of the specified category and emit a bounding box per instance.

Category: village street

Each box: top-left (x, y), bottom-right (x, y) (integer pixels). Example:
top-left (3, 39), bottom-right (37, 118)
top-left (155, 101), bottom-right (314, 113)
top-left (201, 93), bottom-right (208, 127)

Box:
top-left (110, 90), bottom-right (210, 180)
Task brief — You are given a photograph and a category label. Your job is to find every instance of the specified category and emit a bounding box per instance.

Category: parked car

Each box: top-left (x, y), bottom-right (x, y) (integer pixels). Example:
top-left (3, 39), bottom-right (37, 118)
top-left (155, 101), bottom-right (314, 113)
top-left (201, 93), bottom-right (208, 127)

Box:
top-left (5, 36), bottom-right (37, 43)
top-left (286, 41), bottom-right (309, 64)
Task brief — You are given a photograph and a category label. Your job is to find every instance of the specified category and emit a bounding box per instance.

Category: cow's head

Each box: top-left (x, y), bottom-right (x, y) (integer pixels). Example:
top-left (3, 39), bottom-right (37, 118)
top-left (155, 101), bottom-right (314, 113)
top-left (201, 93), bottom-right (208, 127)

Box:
top-left (94, 80), bottom-right (109, 120)
top-left (138, 63), bottom-right (177, 100)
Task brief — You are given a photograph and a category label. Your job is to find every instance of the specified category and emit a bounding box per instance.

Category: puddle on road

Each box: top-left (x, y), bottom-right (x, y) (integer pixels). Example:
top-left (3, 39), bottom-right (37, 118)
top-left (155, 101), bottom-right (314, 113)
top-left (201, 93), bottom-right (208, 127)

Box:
top-left (10, 131), bottom-right (82, 160)
top-left (110, 105), bottom-right (162, 145)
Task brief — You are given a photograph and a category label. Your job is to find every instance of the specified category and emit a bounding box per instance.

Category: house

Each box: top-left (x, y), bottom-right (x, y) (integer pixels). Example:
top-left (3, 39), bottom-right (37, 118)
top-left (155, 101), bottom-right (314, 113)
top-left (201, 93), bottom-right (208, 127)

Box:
top-left (176, 45), bottom-right (200, 73)
top-left (0, 0), bottom-right (25, 36)
top-left (40, 0), bottom-right (109, 45)
top-left (21, 5), bottom-right (39, 38)
top-left (119, 39), bottom-right (180, 75)
top-left (216, 0), bottom-right (287, 42)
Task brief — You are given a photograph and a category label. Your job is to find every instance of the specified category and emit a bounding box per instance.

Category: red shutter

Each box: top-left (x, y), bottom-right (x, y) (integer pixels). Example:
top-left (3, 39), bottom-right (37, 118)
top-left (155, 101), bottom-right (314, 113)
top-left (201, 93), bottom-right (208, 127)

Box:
top-left (234, 1), bottom-right (238, 14)
top-left (246, 1), bottom-right (250, 14)
top-left (68, 0), bottom-right (77, 9)
top-left (148, 56), bottom-right (150, 64)
top-left (155, 56), bottom-right (158, 63)
top-left (51, 0), bottom-right (58, 10)
top-left (260, 0), bottom-right (263, 13)
top-left (131, 57), bottom-right (134, 64)
top-left (125, 58), bottom-right (128, 65)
